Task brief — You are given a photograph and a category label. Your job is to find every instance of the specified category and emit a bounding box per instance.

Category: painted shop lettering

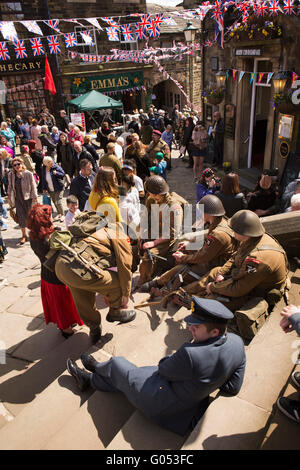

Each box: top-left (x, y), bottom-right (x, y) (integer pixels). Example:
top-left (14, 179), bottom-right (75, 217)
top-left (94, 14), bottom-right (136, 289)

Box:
top-left (0, 61), bottom-right (41, 73)
top-left (91, 76), bottom-right (129, 90)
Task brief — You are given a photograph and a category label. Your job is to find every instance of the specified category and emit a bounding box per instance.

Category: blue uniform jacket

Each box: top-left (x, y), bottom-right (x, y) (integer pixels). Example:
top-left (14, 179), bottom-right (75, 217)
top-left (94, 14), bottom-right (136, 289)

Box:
top-left (91, 332), bottom-right (246, 435)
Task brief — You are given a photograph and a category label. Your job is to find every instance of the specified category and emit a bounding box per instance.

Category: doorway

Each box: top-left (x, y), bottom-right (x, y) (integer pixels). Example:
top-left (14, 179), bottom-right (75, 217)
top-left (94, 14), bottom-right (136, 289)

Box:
top-left (247, 59), bottom-right (273, 169)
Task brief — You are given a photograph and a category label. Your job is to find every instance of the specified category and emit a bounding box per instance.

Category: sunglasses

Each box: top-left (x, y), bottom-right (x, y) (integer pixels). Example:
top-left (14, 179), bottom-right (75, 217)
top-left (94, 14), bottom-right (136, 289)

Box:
top-left (13, 163), bottom-right (21, 167)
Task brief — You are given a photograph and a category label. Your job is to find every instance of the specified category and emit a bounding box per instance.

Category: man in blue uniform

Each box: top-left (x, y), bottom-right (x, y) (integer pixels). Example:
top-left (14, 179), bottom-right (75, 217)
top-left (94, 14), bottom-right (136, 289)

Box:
top-left (67, 298), bottom-right (246, 436)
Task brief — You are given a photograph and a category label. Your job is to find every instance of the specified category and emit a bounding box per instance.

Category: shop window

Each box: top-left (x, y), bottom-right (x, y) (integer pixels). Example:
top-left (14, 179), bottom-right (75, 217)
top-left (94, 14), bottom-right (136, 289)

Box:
top-left (3, 73), bottom-right (46, 118)
top-left (74, 26), bottom-right (98, 56)
top-left (0, 2), bottom-right (23, 20)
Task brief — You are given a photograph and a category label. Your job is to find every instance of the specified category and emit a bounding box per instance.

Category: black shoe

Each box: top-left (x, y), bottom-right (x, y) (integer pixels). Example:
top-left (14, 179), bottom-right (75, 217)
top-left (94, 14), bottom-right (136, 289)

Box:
top-left (60, 329), bottom-right (74, 339)
top-left (277, 397), bottom-right (300, 423)
top-left (66, 358), bottom-right (91, 392)
top-left (106, 308), bottom-right (136, 323)
top-left (138, 279), bottom-right (159, 293)
top-left (291, 371), bottom-right (300, 389)
top-left (81, 353), bottom-right (98, 373)
top-left (89, 326), bottom-right (102, 344)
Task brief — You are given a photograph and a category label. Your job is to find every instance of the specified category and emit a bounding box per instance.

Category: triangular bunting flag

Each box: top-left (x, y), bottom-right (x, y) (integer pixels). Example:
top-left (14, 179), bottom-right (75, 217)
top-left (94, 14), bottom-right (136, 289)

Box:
top-left (21, 20), bottom-right (43, 35)
top-left (0, 21), bottom-right (18, 41)
top-left (232, 69), bottom-right (237, 81)
top-left (258, 72), bottom-right (264, 83)
top-left (239, 71), bottom-right (245, 83)
top-left (250, 72), bottom-right (255, 84)
top-left (266, 72), bottom-right (274, 84)
top-left (43, 20), bottom-right (60, 33)
top-left (86, 18), bottom-right (103, 30)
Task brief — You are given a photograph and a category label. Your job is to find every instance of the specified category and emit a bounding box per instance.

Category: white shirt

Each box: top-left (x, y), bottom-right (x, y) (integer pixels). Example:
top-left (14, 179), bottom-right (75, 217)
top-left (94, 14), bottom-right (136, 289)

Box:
top-left (45, 169), bottom-right (54, 192)
top-left (115, 143), bottom-right (123, 163)
top-left (65, 209), bottom-right (80, 229)
top-left (119, 187), bottom-right (140, 228)
top-left (133, 174), bottom-right (144, 194)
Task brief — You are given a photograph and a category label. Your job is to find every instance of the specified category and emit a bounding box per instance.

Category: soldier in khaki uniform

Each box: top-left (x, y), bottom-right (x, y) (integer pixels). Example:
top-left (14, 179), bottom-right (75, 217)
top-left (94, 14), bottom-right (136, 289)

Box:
top-left (137, 175), bottom-right (184, 286)
top-left (184, 210), bottom-right (288, 312)
top-left (55, 218), bottom-right (135, 343)
top-left (146, 130), bottom-right (170, 166)
top-left (139, 195), bottom-right (238, 293)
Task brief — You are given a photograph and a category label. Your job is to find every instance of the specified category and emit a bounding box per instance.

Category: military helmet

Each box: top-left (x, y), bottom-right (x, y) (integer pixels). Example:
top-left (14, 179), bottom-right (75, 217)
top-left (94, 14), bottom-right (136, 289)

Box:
top-left (229, 210), bottom-right (265, 237)
top-left (145, 175), bottom-right (169, 195)
top-left (199, 195), bottom-right (225, 217)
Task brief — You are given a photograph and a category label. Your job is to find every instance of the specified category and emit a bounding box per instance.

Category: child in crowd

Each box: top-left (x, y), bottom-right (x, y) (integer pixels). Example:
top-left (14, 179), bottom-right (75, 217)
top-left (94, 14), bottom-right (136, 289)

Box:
top-left (65, 195), bottom-right (80, 229)
top-left (149, 152), bottom-right (167, 180)
top-left (122, 159), bottom-right (145, 199)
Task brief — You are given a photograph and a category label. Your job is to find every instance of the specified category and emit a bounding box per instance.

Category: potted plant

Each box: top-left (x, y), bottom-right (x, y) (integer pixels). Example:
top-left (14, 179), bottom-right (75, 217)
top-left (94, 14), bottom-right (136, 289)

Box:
top-left (203, 89), bottom-right (224, 105)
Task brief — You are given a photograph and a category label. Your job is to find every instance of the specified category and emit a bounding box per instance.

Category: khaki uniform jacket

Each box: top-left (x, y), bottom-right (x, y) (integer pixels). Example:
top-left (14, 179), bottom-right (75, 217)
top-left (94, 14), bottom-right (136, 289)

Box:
top-left (84, 223), bottom-right (133, 297)
top-left (147, 139), bottom-right (170, 165)
top-left (179, 218), bottom-right (238, 270)
top-left (210, 233), bottom-right (287, 298)
top-left (142, 193), bottom-right (183, 245)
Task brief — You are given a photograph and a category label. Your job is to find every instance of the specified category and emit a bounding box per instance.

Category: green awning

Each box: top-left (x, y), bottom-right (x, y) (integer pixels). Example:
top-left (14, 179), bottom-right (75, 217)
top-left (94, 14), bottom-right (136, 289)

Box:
top-left (67, 90), bottom-right (123, 111)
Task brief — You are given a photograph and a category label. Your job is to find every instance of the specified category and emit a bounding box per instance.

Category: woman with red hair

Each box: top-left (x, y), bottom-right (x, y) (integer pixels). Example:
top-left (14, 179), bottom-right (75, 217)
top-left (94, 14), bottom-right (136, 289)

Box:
top-left (28, 203), bottom-right (83, 338)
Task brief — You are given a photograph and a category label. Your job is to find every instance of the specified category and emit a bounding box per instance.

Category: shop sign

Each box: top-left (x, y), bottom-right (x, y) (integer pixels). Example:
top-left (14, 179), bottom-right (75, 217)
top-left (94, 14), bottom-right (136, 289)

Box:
top-left (71, 70), bottom-right (144, 95)
top-left (279, 140), bottom-right (290, 159)
top-left (235, 49), bottom-right (262, 56)
top-left (70, 112), bottom-right (85, 131)
top-left (0, 58), bottom-right (44, 74)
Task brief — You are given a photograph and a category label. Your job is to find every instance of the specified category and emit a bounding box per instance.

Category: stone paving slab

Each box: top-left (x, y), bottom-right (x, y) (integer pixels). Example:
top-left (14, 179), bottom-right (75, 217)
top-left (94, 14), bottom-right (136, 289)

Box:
top-left (182, 396), bottom-right (270, 451)
top-left (0, 312), bottom-right (44, 354)
top-left (0, 287), bottom-right (28, 312)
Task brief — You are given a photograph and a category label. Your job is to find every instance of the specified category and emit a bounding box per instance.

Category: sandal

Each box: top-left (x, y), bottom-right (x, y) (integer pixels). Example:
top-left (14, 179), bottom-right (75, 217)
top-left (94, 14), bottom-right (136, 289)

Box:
top-left (19, 237), bottom-right (27, 245)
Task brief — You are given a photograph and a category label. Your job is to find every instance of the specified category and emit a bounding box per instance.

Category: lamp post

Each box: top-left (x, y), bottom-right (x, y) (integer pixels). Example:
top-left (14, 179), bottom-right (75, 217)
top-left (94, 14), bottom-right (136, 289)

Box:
top-left (216, 70), bottom-right (227, 90)
top-left (183, 21), bottom-right (198, 107)
top-left (272, 71), bottom-right (287, 94)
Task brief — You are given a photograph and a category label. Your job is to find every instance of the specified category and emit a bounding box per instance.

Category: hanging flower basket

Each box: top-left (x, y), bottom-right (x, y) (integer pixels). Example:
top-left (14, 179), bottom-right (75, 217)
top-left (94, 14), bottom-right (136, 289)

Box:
top-left (207, 95), bottom-right (224, 105)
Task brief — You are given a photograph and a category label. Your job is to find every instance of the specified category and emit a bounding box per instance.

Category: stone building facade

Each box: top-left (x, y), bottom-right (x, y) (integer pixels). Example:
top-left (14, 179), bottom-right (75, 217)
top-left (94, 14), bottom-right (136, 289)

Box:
top-left (0, 0), bottom-right (203, 123)
top-left (201, 7), bottom-right (300, 176)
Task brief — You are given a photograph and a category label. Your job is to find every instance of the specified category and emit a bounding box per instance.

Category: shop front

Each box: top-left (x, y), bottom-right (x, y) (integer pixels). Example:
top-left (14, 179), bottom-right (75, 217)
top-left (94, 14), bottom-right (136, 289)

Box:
top-left (70, 70), bottom-right (145, 114)
top-left (0, 57), bottom-right (48, 119)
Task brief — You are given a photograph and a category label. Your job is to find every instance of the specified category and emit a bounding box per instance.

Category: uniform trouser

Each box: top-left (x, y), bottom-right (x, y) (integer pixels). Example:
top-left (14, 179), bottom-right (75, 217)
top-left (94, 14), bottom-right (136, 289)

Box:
top-left (55, 256), bottom-right (123, 330)
top-left (183, 266), bottom-right (248, 312)
top-left (91, 357), bottom-right (141, 394)
top-left (138, 243), bottom-right (174, 284)
top-left (158, 263), bottom-right (208, 288)
top-left (49, 190), bottom-right (64, 216)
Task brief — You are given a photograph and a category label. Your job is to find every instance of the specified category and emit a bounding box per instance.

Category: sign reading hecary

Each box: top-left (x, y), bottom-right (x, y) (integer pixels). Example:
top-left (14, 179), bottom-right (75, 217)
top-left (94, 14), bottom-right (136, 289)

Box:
top-left (0, 59), bottom-right (43, 73)
top-left (235, 49), bottom-right (262, 56)
top-left (71, 71), bottom-right (144, 95)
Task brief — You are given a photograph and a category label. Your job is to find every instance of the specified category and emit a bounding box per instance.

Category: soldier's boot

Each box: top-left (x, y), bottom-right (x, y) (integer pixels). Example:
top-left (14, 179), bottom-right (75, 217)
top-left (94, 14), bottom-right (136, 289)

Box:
top-left (106, 307), bottom-right (136, 324)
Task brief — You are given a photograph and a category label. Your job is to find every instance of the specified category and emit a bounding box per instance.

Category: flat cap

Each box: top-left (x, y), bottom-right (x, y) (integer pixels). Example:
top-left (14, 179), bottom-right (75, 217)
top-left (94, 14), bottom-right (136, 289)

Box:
top-left (184, 297), bottom-right (233, 325)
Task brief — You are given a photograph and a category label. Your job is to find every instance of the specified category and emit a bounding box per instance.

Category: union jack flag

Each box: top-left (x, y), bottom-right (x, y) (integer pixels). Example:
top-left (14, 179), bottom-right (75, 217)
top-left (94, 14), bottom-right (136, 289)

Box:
top-left (0, 42), bottom-right (9, 61)
top-left (283, 0), bottom-right (295, 14)
top-left (212, 0), bottom-right (223, 20)
top-left (13, 40), bottom-right (27, 59)
top-left (146, 19), bottom-right (160, 38)
top-left (106, 27), bottom-right (119, 41)
top-left (256, 1), bottom-right (269, 16)
top-left (121, 24), bottom-right (135, 42)
top-left (153, 13), bottom-right (164, 28)
top-left (21, 20), bottom-right (43, 36)
top-left (43, 20), bottom-right (60, 33)
top-left (134, 23), bottom-right (147, 40)
top-left (47, 35), bottom-right (61, 54)
top-left (64, 33), bottom-right (77, 48)
top-left (139, 14), bottom-right (151, 32)
top-left (268, 0), bottom-right (279, 15)
top-left (213, 2), bottom-right (224, 48)
top-left (30, 37), bottom-right (44, 56)
top-left (80, 30), bottom-right (94, 46)
top-left (101, 17), bottom-right (120, 30)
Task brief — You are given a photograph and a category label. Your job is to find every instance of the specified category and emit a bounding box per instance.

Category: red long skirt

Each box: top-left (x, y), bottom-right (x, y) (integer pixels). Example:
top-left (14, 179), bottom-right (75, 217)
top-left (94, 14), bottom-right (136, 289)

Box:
top-left (41, 279), bottom-right (84, 330)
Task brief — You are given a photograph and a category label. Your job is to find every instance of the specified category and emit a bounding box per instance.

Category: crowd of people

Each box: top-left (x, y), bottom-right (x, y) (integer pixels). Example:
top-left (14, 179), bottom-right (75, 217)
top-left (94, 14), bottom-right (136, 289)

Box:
top-left (0, 103), bottom-right (299, 434)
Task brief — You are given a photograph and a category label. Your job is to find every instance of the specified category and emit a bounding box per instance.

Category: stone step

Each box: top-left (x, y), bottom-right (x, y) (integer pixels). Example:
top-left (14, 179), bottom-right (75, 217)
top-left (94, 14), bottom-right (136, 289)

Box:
top-left (32, 305), bottom-right (190, 450)
top-left (0, 287), bottom-right (190, 449)
top-left (181, 269), bottom-right (300, 450)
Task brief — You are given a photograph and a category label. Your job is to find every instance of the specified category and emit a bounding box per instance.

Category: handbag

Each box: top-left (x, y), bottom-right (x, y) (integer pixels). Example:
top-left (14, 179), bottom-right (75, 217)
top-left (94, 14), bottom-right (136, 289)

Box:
top-left (42, 194), bottom-right (52, 206)
top-left (9, 207), bottom-right (19, 223)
